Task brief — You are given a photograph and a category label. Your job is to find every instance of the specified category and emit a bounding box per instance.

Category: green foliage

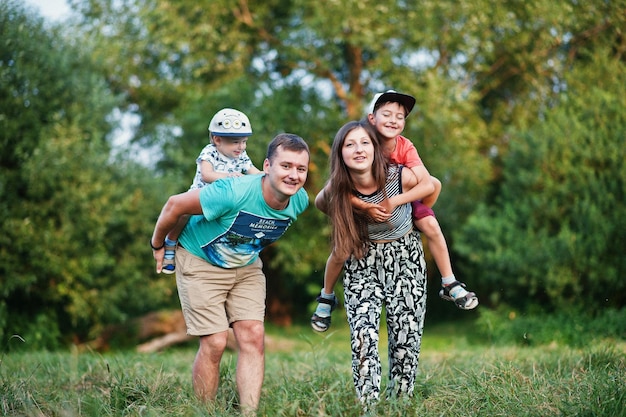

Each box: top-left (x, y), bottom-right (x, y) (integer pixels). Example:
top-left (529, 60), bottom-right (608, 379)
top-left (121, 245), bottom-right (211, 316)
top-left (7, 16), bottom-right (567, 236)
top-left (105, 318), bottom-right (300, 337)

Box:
top-left (0, 2), bottom-right (180, 350)
top-left (2, 0), bottom-right (625, 349)
top-left (409, 72), bottom-right (494, 227)
top-left (476, 307), bottom-right (626, 347)
top-left (454, 51), bottom-right (626, 313)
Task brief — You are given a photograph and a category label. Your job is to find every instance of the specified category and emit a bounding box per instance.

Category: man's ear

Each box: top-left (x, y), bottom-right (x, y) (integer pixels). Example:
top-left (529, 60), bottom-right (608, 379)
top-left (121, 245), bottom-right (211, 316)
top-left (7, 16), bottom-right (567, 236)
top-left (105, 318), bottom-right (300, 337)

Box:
top-left (263, 158), bottom-right (270, 173)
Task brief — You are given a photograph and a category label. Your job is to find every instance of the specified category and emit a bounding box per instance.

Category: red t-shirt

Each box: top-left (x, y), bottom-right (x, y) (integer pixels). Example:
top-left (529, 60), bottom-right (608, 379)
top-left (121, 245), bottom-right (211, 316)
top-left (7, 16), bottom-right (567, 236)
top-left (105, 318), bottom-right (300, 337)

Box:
top-left (388, 135), bottom-right (423, 168)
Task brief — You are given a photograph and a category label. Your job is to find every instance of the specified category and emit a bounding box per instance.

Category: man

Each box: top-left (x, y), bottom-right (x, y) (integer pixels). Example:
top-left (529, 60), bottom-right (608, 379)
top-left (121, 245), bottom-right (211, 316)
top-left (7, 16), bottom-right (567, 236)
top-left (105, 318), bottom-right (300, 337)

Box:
top-left (150, 133), bottom-right (310, 415)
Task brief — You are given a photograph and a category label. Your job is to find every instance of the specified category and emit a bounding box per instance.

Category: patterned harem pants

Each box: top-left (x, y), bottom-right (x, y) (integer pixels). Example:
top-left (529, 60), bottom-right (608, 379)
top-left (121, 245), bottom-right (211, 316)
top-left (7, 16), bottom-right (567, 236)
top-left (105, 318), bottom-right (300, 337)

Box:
top-left (343, 230), bottom-right (427, 404)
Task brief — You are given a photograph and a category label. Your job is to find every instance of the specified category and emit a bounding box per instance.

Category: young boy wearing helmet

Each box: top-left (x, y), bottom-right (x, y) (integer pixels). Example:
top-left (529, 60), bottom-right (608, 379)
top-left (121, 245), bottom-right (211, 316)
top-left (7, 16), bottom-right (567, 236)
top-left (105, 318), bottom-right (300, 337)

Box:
top-left (162, 108), bottom-right (262, 274)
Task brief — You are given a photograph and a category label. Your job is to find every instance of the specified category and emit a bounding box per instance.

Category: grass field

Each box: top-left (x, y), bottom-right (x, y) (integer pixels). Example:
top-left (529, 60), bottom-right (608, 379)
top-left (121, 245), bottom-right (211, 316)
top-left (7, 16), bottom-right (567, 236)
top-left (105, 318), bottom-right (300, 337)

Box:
top-left (2, 318), bottom-right (625, 416)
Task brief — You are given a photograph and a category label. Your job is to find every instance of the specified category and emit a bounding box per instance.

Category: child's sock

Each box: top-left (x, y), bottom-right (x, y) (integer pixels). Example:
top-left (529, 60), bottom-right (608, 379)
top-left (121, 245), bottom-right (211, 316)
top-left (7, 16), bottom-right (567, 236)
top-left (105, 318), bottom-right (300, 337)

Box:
top-left (314, 290), bottom-right (335, 317)
top-left (442, 275), bottom-right (469, 299)
top-left (441, 275), bottom-right (456, 286)
top-left (164, 237), bottom-right (177, 260)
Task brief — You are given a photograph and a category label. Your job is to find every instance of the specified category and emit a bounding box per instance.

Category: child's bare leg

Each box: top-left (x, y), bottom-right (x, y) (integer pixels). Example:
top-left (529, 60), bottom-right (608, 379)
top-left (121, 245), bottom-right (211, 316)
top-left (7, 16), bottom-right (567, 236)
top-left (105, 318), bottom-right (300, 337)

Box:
top-left (421, 176), bottom-right (441, 208)
top-left (414, 213), bottom-right (478, 310)
top-left (311, 251), bottom-right (343, 332)
top-left (167, 214), bottom-right (190, 243)
top-left (323, 251), bottom-right (344, 295)
top-left (415, 216), bottom-right (452, 277)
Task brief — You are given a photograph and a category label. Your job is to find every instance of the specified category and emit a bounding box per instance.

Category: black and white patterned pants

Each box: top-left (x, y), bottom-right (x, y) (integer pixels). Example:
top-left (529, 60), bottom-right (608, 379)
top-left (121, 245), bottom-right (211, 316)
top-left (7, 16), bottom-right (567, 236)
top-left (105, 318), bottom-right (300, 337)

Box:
top-left (343, 230), bottom-right (427, 404)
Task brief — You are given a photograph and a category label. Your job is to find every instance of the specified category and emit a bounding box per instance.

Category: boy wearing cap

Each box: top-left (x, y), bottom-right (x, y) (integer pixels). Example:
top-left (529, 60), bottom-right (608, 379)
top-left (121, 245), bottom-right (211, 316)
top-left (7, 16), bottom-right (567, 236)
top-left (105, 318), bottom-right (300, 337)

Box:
top-left (311, 91), bottom-right (478, 332)
top-left (162, 108), bottom-right (262, 274)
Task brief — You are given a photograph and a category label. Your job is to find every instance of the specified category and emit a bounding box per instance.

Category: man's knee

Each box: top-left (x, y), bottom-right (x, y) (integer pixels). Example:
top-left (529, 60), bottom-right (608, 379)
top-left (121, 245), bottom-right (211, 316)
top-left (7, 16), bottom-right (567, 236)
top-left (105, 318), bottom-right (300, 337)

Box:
top-left (199, 332), bottom-right (229, 360)
top-left (232, 321), bottom-right (264, 352)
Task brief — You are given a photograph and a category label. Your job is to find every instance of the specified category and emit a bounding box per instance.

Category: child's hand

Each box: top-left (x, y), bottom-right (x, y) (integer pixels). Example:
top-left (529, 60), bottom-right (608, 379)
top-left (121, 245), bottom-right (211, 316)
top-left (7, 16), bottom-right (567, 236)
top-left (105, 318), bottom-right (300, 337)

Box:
top-left (365, 203), bottom-right (391, 223)
top-left (383, 197), bottom-right (400, 214)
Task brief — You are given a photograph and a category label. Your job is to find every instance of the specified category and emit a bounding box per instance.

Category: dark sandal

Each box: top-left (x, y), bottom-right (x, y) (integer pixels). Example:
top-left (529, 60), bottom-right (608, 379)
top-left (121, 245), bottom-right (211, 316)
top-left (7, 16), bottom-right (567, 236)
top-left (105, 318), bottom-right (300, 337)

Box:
top-left (439, 281), bottom-right (479, 310)
top-left (311, 313), bottom-right (332, 332)
top-left (310, 295), bottom-right (339, 332)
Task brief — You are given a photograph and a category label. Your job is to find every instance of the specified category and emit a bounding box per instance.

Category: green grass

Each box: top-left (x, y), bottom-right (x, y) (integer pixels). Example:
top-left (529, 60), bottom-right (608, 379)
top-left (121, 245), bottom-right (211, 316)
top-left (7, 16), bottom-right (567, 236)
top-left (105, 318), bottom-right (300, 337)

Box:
top-left (2, 321), bottom-right (625, 416)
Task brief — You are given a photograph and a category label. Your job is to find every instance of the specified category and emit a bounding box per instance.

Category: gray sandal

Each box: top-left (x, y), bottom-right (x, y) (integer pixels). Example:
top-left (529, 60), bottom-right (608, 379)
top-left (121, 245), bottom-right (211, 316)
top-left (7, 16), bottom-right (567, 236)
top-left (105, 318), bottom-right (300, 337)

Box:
top-left (439, 281), bottom-right (479, 310)
top-left (310, 295), bottom-right (339, 332)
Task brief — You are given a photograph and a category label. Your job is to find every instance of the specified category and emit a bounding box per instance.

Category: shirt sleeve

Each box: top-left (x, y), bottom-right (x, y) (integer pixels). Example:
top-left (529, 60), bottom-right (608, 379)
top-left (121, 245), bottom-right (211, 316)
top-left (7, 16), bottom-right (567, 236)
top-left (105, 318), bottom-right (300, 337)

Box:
top-left (390, 136), bottom-right (423, 168)
top-left (199, 179), bottom-right (235, 220)
top-left (196, 144), bottom-right (213, 163)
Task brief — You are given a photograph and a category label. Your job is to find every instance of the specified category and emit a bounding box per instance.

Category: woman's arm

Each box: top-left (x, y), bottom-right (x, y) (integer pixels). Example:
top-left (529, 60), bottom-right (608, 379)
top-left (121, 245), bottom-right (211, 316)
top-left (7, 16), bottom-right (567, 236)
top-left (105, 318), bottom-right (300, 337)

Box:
top-left (315, 183), bottom-right (330, 214)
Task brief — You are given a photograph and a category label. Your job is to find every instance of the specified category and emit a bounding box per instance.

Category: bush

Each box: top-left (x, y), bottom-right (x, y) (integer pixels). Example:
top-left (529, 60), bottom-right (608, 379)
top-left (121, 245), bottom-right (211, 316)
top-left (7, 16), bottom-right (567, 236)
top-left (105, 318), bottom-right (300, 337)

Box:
top-left (475, 307), bottom-right (626, 347)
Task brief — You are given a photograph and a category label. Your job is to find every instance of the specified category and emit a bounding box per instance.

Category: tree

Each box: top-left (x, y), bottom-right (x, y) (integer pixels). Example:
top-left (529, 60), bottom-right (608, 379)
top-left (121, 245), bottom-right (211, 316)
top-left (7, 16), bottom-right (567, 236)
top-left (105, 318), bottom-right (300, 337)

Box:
top-left (454, 48), bottom-right (626, 313)
top-left (2, 0), bottom-right (620, 347)
top-left (68, 0), bottom-right (625, 318)
top-left (0, 1), bottom-right (178, 349)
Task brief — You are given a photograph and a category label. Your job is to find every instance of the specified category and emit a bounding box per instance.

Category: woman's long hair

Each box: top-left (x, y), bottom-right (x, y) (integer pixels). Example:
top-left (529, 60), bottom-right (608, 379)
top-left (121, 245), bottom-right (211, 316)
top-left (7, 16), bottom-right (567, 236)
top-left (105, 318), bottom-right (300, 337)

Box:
top-left (326, 119), bottom-right (388, 260)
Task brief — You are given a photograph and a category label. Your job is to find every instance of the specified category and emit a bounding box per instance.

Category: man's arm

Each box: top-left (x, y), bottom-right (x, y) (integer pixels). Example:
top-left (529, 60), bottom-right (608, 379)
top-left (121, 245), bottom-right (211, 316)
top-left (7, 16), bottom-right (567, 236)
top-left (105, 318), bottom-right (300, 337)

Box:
top-left (151, 189), bottom-right (203, 273)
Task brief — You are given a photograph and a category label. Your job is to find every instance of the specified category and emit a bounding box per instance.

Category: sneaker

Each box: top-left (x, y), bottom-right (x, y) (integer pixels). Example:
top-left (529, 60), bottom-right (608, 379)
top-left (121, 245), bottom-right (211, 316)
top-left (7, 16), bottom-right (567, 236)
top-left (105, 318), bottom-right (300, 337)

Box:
top-left (310, 294), bottom-right (339, 332)
top-left (439, 281), bottom-right (478, 310)
top-left (162, 260), bottom-right (175, 274)
top-left (162, 244), bottom-right (176, 274)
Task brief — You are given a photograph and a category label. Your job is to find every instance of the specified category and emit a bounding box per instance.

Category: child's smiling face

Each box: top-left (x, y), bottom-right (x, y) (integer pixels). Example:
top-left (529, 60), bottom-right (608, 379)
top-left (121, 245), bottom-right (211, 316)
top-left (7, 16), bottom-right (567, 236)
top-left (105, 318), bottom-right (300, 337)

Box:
top-left (369, 101), bottom-right (407, 140)
top-left (213, 136), bottom-right (249, 159)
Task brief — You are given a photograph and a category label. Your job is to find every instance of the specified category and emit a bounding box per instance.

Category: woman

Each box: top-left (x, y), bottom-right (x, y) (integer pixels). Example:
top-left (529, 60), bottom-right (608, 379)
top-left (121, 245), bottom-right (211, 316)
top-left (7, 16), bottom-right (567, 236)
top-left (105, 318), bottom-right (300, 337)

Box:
top-left (315, 120), bottom-right (428, 405)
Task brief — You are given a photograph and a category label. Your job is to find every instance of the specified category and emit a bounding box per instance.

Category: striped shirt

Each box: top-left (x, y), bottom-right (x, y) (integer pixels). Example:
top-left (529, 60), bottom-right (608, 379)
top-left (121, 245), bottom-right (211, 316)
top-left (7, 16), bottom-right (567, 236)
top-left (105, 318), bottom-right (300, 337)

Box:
top-left (355, 165), bottom-right (413, 241)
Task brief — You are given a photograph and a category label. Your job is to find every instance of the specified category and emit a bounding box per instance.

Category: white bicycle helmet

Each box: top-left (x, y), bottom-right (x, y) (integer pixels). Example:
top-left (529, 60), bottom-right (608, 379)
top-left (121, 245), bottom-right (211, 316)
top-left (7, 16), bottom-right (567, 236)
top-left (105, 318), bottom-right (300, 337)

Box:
top-left (208, 108), bottom-right (253, 137)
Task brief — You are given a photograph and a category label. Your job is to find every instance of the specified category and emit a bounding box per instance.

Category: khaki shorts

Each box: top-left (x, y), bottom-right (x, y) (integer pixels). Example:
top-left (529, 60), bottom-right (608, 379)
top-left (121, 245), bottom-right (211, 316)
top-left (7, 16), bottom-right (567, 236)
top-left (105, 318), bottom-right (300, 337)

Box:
top-left (175, 247), bottom-right (266, 336)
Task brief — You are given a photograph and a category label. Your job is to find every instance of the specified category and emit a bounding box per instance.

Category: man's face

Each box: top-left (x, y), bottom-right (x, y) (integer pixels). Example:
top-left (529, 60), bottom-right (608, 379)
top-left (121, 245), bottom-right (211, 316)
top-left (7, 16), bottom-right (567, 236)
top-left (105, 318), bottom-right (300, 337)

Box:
top-left (263, 146), bottom-right (309, 197)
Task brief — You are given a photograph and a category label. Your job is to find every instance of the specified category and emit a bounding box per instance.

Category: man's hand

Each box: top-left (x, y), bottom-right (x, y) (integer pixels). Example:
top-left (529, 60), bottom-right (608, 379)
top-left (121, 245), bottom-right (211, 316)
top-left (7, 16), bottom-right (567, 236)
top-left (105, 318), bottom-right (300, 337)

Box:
top-left (152, 247), bottom-right (165, 274)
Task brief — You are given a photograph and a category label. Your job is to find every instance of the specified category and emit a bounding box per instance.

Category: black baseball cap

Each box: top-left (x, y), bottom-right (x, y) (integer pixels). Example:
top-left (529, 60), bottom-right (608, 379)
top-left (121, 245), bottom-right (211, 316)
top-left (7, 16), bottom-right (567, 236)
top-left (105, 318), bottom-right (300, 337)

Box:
top-left (367, 90), bottom-right (416, 116)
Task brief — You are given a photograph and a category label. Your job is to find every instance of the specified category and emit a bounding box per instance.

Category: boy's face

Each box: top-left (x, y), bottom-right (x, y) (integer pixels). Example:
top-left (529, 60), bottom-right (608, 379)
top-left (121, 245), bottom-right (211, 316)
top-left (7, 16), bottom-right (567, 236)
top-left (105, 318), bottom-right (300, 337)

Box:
top-left (213, 136), bottom-right (249, 159)
top-left (368, 102), bottom-right (407, 140)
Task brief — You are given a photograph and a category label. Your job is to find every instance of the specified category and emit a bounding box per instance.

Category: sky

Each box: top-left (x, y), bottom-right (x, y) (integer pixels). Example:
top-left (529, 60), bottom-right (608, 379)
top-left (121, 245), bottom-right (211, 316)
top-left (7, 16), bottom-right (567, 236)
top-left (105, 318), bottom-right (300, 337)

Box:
top-left (24, 0), bottom-right (71, 21)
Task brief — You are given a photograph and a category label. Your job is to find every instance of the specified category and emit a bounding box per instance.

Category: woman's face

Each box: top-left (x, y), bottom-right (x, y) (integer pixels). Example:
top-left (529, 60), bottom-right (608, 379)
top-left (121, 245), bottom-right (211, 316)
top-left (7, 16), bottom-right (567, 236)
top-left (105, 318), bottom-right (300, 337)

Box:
top-left (341, 127), bottom-right (375, 172)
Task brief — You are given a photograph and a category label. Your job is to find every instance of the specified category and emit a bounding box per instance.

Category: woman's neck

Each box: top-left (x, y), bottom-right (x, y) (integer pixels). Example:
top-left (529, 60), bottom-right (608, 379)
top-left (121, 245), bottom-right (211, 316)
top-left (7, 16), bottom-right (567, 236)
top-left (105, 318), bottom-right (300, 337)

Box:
top-left (351, 171), bottom-right (377, 195)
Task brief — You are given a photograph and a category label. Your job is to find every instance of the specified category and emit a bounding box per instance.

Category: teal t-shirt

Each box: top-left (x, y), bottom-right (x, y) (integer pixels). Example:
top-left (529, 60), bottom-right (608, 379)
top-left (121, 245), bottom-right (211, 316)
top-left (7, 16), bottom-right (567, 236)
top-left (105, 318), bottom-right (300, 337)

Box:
top-left (179, 174), bottom-right (309, 269)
